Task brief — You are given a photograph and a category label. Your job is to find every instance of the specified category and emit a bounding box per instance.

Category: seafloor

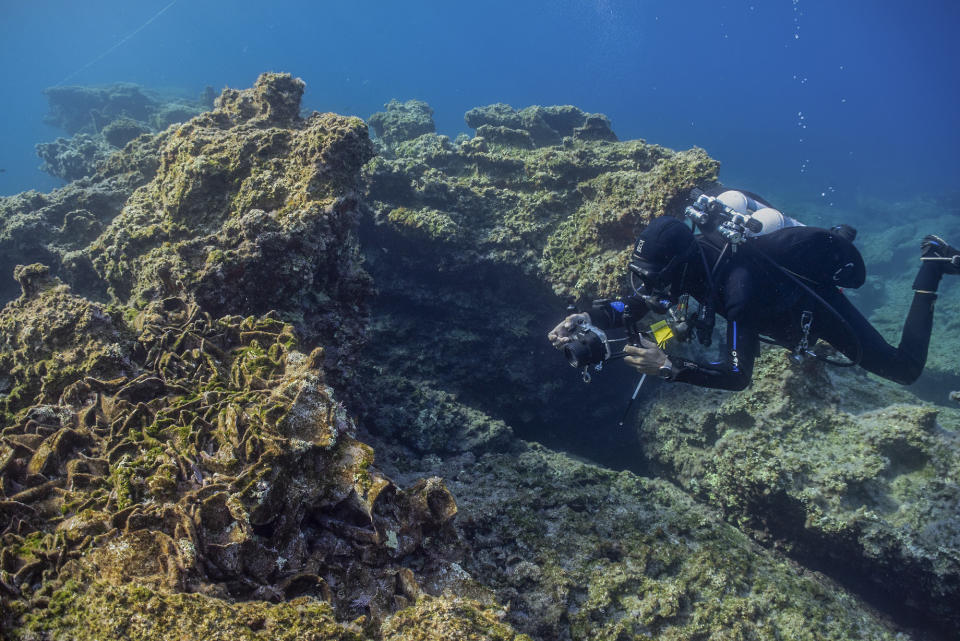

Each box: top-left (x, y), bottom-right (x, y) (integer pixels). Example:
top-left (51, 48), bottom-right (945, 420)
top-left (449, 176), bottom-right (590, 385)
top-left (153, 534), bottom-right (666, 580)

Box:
top-left (1, 73), bottom-right (958, 641)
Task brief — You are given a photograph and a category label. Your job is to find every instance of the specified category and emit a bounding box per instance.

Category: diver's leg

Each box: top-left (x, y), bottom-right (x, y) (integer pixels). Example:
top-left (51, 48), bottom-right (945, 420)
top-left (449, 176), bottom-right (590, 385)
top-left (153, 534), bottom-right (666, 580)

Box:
top-left (816, 252), bottom-right (952, 384)
top-left (814, 289), bottom-right (923, 384)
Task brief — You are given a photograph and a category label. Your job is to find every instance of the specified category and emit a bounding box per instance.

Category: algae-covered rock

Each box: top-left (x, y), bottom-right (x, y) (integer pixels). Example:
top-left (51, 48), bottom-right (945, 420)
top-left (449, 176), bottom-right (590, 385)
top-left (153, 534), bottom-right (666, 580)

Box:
top-left (375, 439), bottom-right (910, 640)
top-left (0, 129), bottom-right (167, 303)
top-left (365, 100), bottom-right (716, 302)
top-left (381, 594), bottom-right (532, 641)
top-left (369, 99), bottom-right (436, 147)
top-left (5, 72), bottom-right (377, 384)
top-left (640, 346), bottom-right (960, 633)
top-left (13, 579), bottom-right (366, 641)
top-left (84, 72), bottom-right (375, 380)
top-left (35, 133), bottom-right (116, 182)
top-left (1, 293), bottom-right (460, 637)
top-left (101, 117), bottom-right (153, 148)
top-left (36, 83), bottom-right (207, 183)
top-left (0, 266), bottom-right (132, 423)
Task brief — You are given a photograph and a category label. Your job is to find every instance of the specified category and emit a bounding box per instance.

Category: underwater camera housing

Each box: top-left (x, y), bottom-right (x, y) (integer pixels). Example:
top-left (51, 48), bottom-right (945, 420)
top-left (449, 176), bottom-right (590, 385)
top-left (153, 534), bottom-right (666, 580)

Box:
top-left (563, 298), bottom-right (686, 377)
top-left (563, 321), bottom-right (611, 369)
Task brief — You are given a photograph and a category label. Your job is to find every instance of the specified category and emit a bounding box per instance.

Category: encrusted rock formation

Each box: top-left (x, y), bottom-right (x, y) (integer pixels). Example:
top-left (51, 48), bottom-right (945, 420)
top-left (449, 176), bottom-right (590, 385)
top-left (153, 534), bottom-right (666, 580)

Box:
top-left (0, 76), bottom-right (948, 640)
top-left (641, 347), bottom-right (960, 633)
top-left (358, 98), bottom-right (718, 461)
top-left (36, 83), bottom-right (208, 182)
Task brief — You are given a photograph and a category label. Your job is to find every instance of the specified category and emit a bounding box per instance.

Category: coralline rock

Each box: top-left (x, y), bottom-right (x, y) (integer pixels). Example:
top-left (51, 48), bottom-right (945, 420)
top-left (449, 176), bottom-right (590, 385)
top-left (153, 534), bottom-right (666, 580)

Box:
top-left (42, 83), bottom-right (205, 137)
top-left (374, 437), bottom-right (911, 640)
top-left (1, 292), bottom-right (460, 637)
top-left (35, 134), bottom-right (116, 182)
top-left (640, 346), bottom-right (960, 633)
top-left (369, 99), bottom-right (436, 147)
top-left (365, 100), bottom-right (716, 302)
top-left (36, 83), bottom-right (207, 182)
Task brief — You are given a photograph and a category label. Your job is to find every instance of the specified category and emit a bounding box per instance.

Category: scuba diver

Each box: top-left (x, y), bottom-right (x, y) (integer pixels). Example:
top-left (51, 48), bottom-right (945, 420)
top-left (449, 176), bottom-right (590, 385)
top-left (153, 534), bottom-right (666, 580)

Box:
top-left (548, 187), bottom-right (960, 391)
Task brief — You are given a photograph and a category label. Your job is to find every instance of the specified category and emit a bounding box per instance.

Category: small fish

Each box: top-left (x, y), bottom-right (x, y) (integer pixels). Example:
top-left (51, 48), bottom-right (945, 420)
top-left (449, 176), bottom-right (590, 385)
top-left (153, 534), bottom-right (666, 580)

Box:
top-left (0, 168), bottom-right (6, 173)
top-left (950, 391), bottom-right (960, 403)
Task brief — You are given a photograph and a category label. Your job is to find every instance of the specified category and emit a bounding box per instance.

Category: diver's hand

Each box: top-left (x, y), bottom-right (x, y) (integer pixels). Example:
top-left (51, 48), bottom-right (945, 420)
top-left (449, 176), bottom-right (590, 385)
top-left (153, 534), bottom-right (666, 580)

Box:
top-left (623, 336), bottom-right (671, 375)
top-left (548, 313), bottom-right (590, 348)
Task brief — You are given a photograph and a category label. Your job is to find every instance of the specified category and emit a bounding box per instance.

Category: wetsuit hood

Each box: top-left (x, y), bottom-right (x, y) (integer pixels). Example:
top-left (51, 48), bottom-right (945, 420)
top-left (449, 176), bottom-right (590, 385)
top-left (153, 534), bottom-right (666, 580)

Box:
top-left (629, 216), bottom-right (696, 291)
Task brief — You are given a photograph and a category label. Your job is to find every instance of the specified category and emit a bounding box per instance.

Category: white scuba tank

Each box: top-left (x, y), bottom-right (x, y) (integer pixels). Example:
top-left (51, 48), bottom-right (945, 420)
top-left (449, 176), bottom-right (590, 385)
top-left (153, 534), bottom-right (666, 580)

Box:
top-left (716, 190), bottom-right (803, 237)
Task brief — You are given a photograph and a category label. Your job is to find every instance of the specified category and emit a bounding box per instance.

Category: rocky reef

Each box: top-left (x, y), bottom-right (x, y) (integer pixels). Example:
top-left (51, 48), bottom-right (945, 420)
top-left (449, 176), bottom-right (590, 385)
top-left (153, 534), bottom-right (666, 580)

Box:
top-left (36, 83), bottom-right (210, 182)
top-left (358, 99), bottom-right (718, 461)
top-left (0, 76), bottom-right (951, 640)
top-left (640, 348), bottom-right (960, 634)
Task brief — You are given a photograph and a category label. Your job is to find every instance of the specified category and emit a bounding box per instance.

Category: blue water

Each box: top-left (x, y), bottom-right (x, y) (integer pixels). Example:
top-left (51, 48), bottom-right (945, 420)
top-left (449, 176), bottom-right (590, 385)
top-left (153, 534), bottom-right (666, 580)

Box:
top-left (1, 0), bottom-right (958, 210)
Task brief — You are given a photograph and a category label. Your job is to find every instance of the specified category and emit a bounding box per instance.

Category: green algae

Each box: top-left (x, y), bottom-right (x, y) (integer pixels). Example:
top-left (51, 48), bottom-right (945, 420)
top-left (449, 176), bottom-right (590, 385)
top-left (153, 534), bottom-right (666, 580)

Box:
top-left (381, 594), bottom-right (532, 641)
top-left (14, 580), bottom-right (365, 641)
top-left (641, 346), bottom-right (960, 631)
top-left (365, 100), bottom-right (719, 302)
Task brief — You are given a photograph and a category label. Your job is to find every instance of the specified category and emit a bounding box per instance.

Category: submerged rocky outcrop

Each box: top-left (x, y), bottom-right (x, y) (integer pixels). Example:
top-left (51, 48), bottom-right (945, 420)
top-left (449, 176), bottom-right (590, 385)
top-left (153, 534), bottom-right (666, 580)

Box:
top-left (1, 75), bottom-right (953, 640)
top-left (36, 83), bottom-right (210, 182)
top-left (642, 349), bottom-right (960, 633)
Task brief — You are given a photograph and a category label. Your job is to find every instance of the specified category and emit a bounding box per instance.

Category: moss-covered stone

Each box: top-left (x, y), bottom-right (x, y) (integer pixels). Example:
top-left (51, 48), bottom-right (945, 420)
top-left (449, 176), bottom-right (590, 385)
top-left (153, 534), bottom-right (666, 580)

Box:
top-left (374, 439), bottom-right (909, 640)
top-left (381, 594), bottom-right (532, 641)
top-left (640, 347), bottom-right (960, 632)
top-left (13, 579), bottom-right (365, 641)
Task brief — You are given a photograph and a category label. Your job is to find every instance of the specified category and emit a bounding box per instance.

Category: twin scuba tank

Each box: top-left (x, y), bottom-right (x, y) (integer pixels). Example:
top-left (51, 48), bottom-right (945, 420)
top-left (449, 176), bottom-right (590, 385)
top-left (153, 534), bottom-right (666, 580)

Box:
top-left (690, 190), bottom-right (866, 290)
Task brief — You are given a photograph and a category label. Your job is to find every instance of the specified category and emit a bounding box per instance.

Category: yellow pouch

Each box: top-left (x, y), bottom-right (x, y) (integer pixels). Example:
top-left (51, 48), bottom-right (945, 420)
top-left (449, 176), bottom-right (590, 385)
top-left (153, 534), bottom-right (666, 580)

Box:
top-left (650, 320), bottom-right (674, 348)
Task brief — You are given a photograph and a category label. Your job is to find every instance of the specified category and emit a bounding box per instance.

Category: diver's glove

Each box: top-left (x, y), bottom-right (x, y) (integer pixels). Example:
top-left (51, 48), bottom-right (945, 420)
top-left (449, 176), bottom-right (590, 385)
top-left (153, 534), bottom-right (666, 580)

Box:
top-left (921, 235), bottom-right (960, 275)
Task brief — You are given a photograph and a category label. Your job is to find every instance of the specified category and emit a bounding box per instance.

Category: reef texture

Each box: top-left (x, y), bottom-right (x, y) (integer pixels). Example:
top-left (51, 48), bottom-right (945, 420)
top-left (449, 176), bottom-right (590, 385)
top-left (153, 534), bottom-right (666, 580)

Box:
top-left (364, 99), bottom-right (719, 302)
top-left (357, 99), bottom-right (717, 461)
top-left (0, 270), bottom-right (466, 638)
top-left (375, 436), bottom-right (908, 640)
top-left (37, 83), bottom-right (209, 181)
top-left (0, 77), bottom-right (942, 640)
top-left (5, 73), bottom-right (375, 383)
top-left (35, 134), bottom-right (117, 183)
top-left (641, 347), bottom-right (960, 634)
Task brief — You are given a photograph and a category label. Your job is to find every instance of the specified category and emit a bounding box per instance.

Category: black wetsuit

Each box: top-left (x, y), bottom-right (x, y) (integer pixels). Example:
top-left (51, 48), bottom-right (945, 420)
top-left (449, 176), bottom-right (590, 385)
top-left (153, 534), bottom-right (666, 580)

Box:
top-left (588, 207), bottom-right (943, 391)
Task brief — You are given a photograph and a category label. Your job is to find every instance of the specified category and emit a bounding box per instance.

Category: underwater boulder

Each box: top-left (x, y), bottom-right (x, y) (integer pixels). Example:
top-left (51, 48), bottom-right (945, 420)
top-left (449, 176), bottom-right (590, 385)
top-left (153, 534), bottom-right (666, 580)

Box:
top-left (0, 294), bottom-right (461, 636)
top-left (640, 346), bottom-right (960, 634)
top-left (369, 98), bottom-right (436, 147)
top-left (35, 133), bottom-right (116, 182)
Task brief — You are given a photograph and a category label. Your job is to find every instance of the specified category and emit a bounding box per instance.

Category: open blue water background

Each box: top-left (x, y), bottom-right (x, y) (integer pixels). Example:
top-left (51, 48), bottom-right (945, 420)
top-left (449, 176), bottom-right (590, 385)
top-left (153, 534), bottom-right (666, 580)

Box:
top-left (1, 0), bottom-right (958, 217)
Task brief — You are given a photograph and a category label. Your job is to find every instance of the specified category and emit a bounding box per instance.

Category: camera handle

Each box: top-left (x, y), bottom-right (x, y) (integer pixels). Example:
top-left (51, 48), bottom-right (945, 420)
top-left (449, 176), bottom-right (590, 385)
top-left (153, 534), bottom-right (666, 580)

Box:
top-left (616, 304), bottom-right (651, 428)
top-left (617, 374), bottom-right (648, 428)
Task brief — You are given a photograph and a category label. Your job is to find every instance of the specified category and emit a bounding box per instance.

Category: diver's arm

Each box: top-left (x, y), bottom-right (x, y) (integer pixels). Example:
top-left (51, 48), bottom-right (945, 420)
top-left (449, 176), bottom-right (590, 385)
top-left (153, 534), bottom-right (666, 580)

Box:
top-left (669, 320), bottom-right (759, 391)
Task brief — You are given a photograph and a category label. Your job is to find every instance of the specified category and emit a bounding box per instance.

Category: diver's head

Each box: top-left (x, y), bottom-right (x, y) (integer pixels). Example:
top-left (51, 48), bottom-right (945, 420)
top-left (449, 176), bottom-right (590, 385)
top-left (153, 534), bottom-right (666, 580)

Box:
top-left (629, 216), bottom-right (696, 297)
